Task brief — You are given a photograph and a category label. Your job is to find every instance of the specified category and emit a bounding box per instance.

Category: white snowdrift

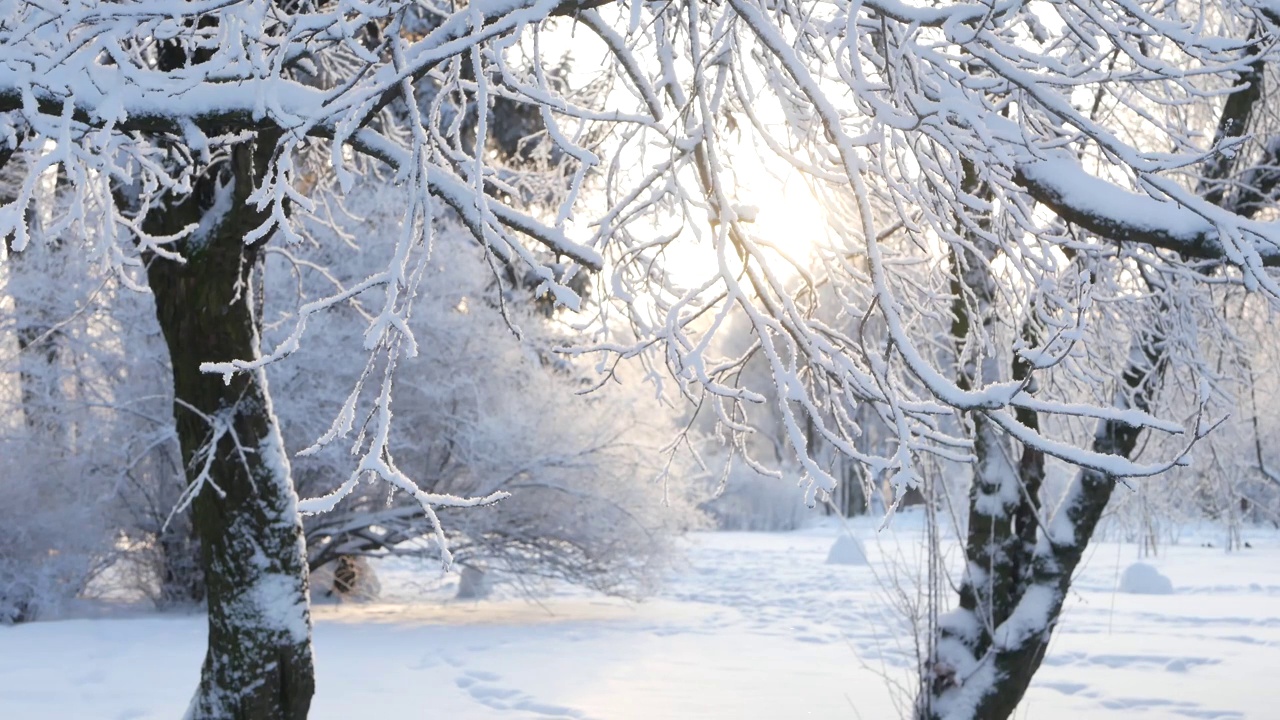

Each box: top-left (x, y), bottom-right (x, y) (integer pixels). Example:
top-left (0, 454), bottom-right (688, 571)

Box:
top-left (1119, 562), bottom-right (1174, 595)
top-left (826, 534), bottom-right (869, 566)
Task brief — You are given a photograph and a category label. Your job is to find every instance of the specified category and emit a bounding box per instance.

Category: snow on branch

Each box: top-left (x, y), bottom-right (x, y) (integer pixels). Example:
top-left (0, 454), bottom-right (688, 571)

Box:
top-left (0, 0), bottom-right (605, 270)
top-left (2, 0), bottom-right (1275, 527)
top-left (1015, 160), bottom-right (1280, 268)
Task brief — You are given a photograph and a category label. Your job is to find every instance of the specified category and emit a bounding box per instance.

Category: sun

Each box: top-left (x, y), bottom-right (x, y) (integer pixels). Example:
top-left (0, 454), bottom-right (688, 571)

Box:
top-left (660, 144), bottom-right (834, 290)
top-left (736, 158), bottom-right (832, 269)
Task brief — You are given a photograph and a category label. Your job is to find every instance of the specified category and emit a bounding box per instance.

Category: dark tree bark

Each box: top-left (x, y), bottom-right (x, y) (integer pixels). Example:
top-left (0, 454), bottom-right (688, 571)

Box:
top-left (155, 507), bottom-right (207, 608)
top-left (141, 136), bottom-right (314, 719)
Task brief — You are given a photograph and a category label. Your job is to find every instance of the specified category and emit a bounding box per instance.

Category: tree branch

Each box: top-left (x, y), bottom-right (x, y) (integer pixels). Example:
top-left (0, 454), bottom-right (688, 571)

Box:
top-left (1014, 160), bottom-right (1280, 267)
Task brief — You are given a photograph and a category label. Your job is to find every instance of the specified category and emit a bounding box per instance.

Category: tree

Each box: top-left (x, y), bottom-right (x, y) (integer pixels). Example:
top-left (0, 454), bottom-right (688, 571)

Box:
top-left (5, 1), bottom-right (1280, 718)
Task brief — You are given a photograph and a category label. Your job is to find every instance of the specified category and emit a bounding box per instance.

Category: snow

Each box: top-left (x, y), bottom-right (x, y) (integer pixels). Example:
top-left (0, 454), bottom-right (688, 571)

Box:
top-left (1015, 159), bottom-right (1212, 243)
top-left (249, 572), bottom-right (311, 644)
top-left (2, 520), bottom-right (1277, 719)
top-left (456, 567), bottom-right (491, 600)
top-left (992, 583), bottom-right (1058, 650)
top-left (824, 534), bottom-right (869, 565)
top-left (1119, 562), bottom-right (1175, 596)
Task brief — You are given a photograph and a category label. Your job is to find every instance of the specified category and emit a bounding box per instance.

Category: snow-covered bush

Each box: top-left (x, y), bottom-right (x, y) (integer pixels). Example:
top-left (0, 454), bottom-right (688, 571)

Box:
top-left (265, 184), bottom-right (708, 598)
top-left (0, 204), bottom-right (152, 620)
top-left (0, 461), bottom-right (111, 622)
top-left (0, 165), bottom-right (201, 614)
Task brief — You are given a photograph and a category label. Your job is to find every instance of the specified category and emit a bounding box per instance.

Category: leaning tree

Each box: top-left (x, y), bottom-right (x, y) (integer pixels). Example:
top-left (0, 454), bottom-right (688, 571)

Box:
top-left (5, 0), bottom-right (1280, 718)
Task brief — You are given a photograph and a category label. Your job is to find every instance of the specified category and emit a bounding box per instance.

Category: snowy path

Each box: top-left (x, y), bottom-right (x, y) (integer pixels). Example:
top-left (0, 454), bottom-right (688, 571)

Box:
top-left (1, 523), bottom-right (1277, 719)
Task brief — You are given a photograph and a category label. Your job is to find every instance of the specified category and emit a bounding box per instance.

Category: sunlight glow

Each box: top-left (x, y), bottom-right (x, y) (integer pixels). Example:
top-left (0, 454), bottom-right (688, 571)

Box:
top-left (663, 143), bottom-right (833, 289)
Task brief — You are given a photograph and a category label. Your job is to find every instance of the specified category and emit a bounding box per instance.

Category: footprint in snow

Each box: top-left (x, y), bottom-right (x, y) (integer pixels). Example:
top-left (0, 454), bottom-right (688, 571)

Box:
top-left (455, 667), bottom-right (597, 719)
top-left (1040, 681), bottom-right (1090, 697)
top-left (1098, 696), bottom-right (1243, 719)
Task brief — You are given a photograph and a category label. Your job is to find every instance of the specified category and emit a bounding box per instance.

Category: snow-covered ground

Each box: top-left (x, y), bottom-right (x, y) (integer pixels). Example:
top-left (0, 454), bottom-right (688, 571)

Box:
top-left (2, 518), bottom-right (1277, 719)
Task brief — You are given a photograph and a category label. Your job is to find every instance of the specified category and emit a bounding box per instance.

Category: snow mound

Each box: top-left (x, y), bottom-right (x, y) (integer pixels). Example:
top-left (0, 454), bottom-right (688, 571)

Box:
top-left (826, 535), bottom-right (869, 566)
top-left (456, 566), bottom-right (491, 600)
top-left (1119, 563), bottom-right (1174, 595)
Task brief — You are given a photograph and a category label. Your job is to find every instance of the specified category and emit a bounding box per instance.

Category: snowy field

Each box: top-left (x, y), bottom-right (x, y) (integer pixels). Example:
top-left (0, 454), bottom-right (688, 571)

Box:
top-left (2, 518), bottom-right (1277, 719)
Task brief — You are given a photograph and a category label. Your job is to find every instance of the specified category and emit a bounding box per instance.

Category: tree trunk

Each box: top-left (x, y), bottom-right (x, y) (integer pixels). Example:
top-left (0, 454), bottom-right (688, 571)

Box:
top-left (922, 37), bottom-right (1268, 716)
top-left (156, 507), bottom-right (206, 607)
top-left (928, 234), bottom-right (1162, 718)
top-left (925, 341), bottom-right (1159, 719)
top-left (143, 139), bottom-right (314, 719)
